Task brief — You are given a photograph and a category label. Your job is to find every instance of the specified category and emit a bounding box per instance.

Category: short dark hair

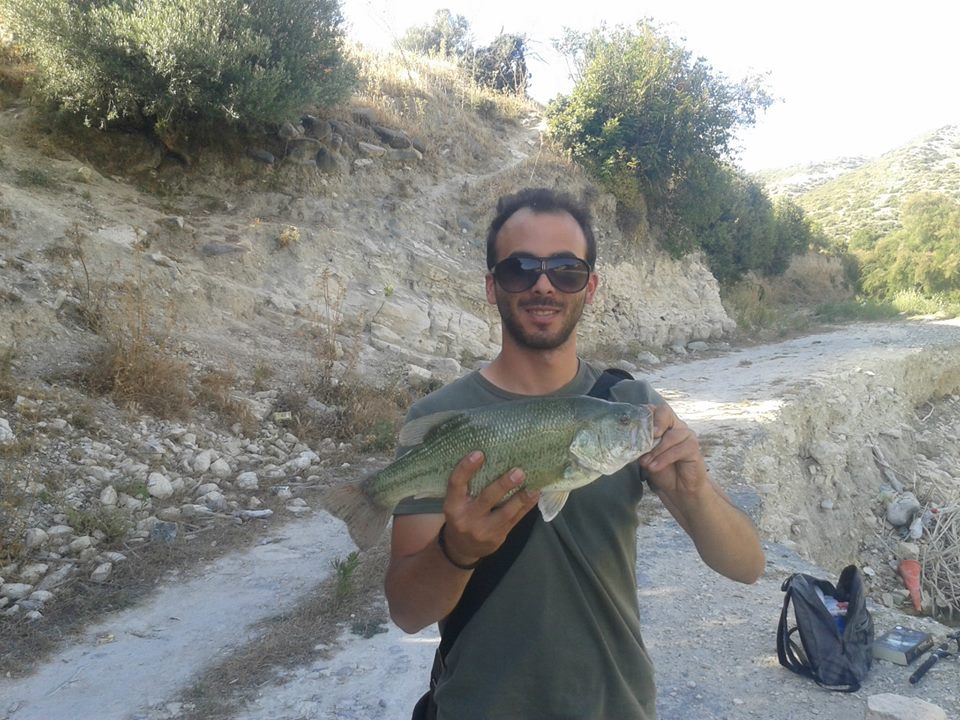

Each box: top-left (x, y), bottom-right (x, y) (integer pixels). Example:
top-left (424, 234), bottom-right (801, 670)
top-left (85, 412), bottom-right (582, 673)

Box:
top-left (485, 188), bottom-right (596, 270)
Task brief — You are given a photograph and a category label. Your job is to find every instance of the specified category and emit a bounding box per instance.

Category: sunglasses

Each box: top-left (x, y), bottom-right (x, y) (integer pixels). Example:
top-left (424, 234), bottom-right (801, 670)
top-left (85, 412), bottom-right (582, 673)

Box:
top-left (492, 255), bottom-right (592, 294)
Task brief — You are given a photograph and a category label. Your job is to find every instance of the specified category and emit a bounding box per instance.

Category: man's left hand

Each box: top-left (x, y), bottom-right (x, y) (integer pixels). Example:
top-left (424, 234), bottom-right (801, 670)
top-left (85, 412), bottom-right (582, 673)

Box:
top-left (638, 403), bottom-right (707, 496)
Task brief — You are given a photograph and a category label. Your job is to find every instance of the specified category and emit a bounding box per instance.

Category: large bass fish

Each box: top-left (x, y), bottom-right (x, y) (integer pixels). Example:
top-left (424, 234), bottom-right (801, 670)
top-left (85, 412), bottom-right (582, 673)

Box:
top-left (319, 396), bottom-right (657, 549)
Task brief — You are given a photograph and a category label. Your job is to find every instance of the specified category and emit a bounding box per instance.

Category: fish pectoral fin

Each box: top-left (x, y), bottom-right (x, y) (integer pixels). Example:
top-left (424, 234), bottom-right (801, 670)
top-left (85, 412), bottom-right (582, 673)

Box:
top-left (397, 410), bottom-right (467, 447)
top-left (538, 490), bottom-right (570, 522)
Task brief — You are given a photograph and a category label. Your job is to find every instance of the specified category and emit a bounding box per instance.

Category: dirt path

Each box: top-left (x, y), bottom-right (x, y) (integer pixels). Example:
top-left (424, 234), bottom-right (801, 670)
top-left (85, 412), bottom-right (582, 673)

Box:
top-left (3, 319), bottom-right (960, 720)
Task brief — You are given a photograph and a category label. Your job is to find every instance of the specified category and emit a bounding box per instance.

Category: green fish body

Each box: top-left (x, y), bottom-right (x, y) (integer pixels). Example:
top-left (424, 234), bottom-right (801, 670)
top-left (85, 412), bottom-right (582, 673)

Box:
top-left (320, 396), bottom-right (655, 549)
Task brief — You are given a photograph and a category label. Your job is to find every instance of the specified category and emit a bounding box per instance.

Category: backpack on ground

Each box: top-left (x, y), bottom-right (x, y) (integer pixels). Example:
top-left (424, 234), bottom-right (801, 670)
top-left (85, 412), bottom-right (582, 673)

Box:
top-left (777, 564), bottom-right (874, 691)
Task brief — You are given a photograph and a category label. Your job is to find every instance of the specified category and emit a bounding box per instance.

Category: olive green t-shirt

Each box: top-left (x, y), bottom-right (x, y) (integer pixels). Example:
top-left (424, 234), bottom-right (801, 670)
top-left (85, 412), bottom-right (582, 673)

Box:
top-left (395, 361), bottom-right (662, 720)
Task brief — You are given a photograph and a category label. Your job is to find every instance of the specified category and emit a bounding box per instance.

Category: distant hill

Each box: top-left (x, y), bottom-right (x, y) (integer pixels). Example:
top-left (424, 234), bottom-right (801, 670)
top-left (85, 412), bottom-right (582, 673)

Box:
top-left (755, 125), bottom-right (960, 244)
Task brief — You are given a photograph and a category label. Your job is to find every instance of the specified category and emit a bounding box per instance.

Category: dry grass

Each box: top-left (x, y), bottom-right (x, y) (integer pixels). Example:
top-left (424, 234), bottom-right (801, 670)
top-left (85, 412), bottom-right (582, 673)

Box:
top-left (921, 501), bottom-right (960, 621)
top-left (79, 277), bottom-right (192, 419)
top-left (352, 45), bottom-right (537, 168)
top-left (196, 367), bottom-right (258, 437)
top-left (274, 270), bottom-right (411, 452)
top-left (763, 252), bottom-right (854, 306)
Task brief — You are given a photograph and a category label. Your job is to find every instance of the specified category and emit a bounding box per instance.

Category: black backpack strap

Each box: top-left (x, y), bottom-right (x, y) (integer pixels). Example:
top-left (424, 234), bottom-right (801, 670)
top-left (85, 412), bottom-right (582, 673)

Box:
top-left (425, 368), bottom-right (633, 693)
top-left (777, 576), bottom-right (815, 679)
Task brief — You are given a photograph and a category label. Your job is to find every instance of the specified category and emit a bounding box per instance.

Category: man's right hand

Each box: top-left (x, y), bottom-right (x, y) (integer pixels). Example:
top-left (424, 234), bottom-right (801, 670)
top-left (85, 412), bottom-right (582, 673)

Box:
top-left (384, 451), bottom-right (540, 633)
top-left (439, 451), bottom-right (540, 567)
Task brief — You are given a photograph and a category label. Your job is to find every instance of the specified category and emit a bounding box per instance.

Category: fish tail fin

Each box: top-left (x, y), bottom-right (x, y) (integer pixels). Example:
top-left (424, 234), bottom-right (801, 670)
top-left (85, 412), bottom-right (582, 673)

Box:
top-left (318, 479), bottom-right (393, 550)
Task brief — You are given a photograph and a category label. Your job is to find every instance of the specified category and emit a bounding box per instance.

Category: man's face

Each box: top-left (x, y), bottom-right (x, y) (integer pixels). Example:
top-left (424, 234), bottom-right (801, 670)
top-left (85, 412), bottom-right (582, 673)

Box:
top-left (485, 208), bottom-right (598, 351)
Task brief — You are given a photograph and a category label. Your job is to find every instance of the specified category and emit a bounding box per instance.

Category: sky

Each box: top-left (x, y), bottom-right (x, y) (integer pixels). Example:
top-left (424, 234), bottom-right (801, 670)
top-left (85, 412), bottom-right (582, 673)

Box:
top-left (340, 0), bottom-right (960, 172)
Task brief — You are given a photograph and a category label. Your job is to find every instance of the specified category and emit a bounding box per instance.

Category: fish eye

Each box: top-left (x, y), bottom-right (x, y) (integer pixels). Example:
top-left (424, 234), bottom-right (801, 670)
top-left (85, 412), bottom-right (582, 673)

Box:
top-left (618, 414), bottom-right (631, 426)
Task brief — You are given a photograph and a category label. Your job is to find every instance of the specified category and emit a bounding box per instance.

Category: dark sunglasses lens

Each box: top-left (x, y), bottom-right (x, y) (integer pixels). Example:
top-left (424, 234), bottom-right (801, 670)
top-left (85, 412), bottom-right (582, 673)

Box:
top-left (545, 258), bottom-right (590, 292)
top-left (494, 257), bottom-right (539, 292)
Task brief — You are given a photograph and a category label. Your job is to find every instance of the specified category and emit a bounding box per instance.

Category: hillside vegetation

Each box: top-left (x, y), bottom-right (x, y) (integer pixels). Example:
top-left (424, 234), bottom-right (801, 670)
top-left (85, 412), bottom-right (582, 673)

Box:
top-left (768, 126), bottom-right (960, 243)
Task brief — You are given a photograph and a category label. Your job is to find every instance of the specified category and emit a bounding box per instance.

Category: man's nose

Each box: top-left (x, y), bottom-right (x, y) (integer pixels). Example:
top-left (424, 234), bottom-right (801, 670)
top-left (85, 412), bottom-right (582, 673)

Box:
top-left (531, 270), bottom-right (555, 294)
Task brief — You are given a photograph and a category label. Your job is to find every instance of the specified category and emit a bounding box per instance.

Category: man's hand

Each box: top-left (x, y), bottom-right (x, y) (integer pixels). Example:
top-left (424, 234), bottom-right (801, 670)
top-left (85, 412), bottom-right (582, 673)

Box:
top-left (439, 451), bottom-right (540, 567)
top-left (638, 404), bottom-right (708, 497)
top-left (385, 452), bottom-right (539, 632)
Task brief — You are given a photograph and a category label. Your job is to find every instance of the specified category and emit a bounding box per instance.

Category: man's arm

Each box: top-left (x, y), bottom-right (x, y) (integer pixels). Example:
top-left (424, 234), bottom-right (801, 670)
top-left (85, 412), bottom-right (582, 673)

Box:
top-left (384, 451), bottom-right (540, 633)
top-left (639, 404), bottom-right (765, 584)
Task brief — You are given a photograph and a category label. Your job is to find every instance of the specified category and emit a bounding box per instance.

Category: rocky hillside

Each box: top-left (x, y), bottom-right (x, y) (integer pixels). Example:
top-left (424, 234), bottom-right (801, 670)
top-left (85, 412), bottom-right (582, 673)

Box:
top-left (0, 50), bottom-right (733, 628)
top-left (756, 125), bottom-right (960, 244)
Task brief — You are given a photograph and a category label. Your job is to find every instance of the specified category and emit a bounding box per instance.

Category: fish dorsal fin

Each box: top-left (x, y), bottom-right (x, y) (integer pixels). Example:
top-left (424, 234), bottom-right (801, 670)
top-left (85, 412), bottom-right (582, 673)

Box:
top-left (538, 490), bottom-right (570, 522)
top-left (398, 410), bottom-right (467, 447)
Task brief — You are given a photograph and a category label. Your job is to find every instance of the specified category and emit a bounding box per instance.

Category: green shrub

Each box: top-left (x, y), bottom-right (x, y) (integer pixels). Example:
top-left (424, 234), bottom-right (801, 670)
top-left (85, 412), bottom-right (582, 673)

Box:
top-left (3, 0), bottom-right (356, 133)
top-left (547, 22), bottom-right (771, 225)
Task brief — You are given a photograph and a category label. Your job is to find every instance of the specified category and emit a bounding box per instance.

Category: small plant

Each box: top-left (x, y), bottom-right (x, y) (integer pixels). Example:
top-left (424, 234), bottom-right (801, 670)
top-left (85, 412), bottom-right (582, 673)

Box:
top-left (383, 284), bottom-right (395, 298)
top-left (0, 345), bottom-right (16, 403)
top-left (64, 224), bottom-right (109, 333)
top-left (252, 360), bottom-right (274, 391)
top-left (276, 225), bottom-right (301, 249)
top-left (80, 277), bottom-right (192, 419)
top-left (65, 506), bottom-right (130, 544)
top-left (332, 550), bottom-right (360, 601)
top-left (196, 368), bottom-right (257, 436)
top-left (14, 167), bottom-right (59, 190)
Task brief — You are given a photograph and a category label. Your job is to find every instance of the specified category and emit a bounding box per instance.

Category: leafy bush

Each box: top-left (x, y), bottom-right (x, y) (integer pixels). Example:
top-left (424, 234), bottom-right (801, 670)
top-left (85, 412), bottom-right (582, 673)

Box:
top-left (856, 193), bottom-right (960, 301)
top-left (400, 9), bottom-right (473, 57)
top-left (547, 22), bottom-right (771, 224)
top-left (467, 33), bottom-right (530, 93)
top-left (399, 11), bottom-right (528, 94)
top-left (3, 0), bottom-right (355, 132)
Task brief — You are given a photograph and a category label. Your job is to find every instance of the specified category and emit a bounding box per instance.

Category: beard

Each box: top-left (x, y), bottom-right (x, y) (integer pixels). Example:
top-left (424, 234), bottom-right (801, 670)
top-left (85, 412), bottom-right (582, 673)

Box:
top-left (496, 290), bottom-right (587, 350)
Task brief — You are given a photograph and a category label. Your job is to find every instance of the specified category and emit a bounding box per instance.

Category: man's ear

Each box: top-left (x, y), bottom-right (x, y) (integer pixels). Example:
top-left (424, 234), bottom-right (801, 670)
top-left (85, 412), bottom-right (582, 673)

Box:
top-left (585, 271), bottom-right (599, 304)
top-left (485, 272), bottom-right (497, 305)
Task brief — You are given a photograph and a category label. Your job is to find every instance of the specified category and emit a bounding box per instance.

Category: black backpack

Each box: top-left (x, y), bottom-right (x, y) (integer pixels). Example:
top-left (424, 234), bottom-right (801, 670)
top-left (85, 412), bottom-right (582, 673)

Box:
top-left (777, 565), bottom-right (875, 691)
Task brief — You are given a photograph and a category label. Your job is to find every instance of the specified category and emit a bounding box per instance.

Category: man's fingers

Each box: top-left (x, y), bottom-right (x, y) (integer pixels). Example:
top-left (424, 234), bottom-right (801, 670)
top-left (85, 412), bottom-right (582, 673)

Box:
top-left (650, 403), bottom-right (678, 439)
top-left (473, 466), bottom-right (526, 509)
top-left (446, 451), bottom-right (484, 502)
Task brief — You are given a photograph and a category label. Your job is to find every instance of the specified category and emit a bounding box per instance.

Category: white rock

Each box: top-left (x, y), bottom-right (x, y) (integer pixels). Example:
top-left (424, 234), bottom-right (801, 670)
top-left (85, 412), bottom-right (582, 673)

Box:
top-left (68, 536), bottom-right (94, 553)
top-left (235, 471), bottom-right (259, 490)
top-left (147, 472), bottom-right (174, 499)
top-left (36, 563), bottom-right (75, 590)
top-left (283, 455), bottom-right (313, 473)
top-left (19, 563), bottom-right (48, 584)
top-left (866, 693), bottom-right (946, 720)
top-left (28, 590), bottom-right (55, 604)
top-left (210, 458), bottom-right (232, 479)
top-left (195, 482), bottom-right (221, 496)
top-left (201, 491), bottom-right (228, 512)
top-left (193, 449), bottom-right (214, 473)
top-left (25, 610), bottom-right (43, 621)
top-left (887, 492), bottom-right (921, 527)
top-left (0, 417), bottom-right (14, 444)
top-left (100, 485), bottom-right (119, 506)
top-left (101, 551), bottom-right (127, 563)
top-left (179, 503), bottom-right (213, 518)
top-left (2, 583), bottom-right (34, 600)
top-left (46, 525), bottom-right (74, 542)
top-left (24, 528), bottom-right (48, 550)
top-left (90, 562), bottom-right (113, 583)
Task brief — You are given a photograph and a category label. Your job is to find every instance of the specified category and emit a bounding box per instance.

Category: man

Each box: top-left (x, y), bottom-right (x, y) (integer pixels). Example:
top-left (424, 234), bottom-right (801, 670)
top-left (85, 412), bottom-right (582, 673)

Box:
top-left (385, 188), bottom-right (765, 719)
